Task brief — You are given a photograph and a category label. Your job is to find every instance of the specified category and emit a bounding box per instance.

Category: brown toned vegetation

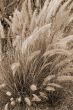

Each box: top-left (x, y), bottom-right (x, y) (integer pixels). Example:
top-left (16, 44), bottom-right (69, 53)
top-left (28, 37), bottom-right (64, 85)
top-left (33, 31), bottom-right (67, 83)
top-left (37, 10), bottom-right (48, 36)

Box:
top-left (0, 0), bottom-right (73, 110)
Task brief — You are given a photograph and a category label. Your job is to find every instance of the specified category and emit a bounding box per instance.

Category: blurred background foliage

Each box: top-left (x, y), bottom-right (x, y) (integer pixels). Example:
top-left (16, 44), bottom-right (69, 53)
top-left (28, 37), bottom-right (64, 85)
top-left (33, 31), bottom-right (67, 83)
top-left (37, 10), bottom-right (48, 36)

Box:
top-left (0, 0), bottom-right (45, 18)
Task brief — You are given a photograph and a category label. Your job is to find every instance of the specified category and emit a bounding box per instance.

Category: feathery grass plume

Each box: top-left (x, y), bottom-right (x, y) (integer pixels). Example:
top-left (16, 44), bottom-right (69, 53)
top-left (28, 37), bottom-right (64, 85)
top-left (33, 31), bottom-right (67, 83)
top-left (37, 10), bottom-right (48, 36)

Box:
top-left (0, 44), bottom-right (73, 110)
top-left (0, 0), bottom-right (73, 110)
top-left (11, 0), bottom-right (73, 48)
top-left (0, 21), bottom-right (5, 60)
top-left (0, 21), bottom-right (5, 38)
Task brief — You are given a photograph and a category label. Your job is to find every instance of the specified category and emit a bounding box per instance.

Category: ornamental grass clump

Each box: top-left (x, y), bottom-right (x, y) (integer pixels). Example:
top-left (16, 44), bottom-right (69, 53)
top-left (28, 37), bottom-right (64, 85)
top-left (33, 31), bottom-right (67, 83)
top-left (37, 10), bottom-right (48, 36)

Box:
top-left (0, 0), bottom-right (73, 110)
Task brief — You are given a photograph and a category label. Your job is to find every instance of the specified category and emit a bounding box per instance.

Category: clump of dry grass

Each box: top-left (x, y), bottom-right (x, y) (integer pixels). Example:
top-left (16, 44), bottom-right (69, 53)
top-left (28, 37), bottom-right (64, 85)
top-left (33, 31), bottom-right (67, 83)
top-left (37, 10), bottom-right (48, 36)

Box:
top-left (0, 0), bottom-right (73, 110)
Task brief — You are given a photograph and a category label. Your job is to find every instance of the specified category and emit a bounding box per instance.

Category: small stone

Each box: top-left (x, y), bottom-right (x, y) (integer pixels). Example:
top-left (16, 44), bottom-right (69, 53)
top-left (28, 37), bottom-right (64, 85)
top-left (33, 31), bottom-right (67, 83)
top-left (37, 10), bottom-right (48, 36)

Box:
top-left (6, 91), bottom-right (12, 96)
top-left (11, 101), bottom-right (16, 106)
top-left (10, 98), bottom-right (14, 101)
top-left (25, 97), bottom-right (31, 106)
top-left (32, 94), bottom-right (41, 102)
top-left (17, 97), bottom-right (22, 103)
top-left (30, 84), bottom-right (37, 91)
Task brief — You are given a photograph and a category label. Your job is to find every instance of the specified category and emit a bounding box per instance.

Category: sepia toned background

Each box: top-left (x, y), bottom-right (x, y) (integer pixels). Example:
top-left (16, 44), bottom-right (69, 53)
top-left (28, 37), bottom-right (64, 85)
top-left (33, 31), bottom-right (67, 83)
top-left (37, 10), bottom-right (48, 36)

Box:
top-left (0, 0), bottom-right (73, 110)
